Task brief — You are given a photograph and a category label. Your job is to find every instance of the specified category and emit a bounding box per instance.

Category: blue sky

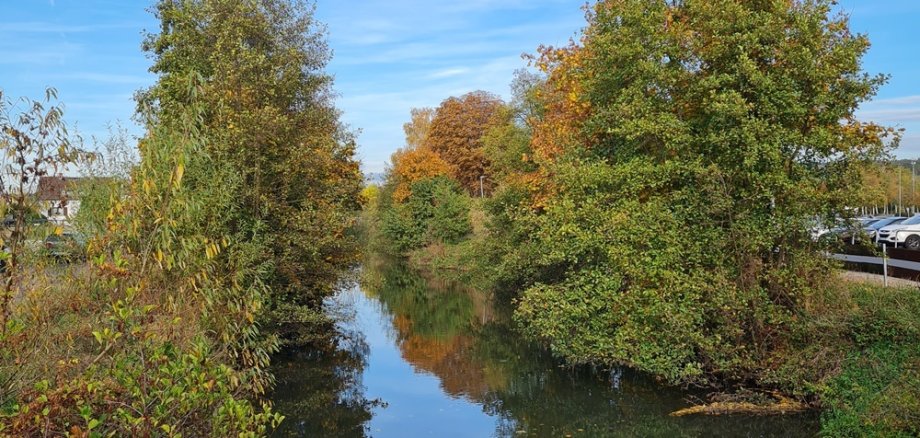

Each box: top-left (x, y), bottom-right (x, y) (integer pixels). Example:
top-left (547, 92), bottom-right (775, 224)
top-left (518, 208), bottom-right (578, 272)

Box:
top-left (1, 1), bottom-right (918, 173)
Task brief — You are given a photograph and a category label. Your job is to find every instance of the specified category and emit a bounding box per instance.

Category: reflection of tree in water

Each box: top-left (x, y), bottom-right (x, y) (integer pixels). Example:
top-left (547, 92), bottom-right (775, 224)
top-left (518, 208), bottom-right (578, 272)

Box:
top-left (363, 254), bottom-right (496, 401)
top-left (269, 256), bottom-right (818, 437)
top-left (363, 256), bottom-right (819, 438)
top-left (270, 294), bottom-right (380, 438)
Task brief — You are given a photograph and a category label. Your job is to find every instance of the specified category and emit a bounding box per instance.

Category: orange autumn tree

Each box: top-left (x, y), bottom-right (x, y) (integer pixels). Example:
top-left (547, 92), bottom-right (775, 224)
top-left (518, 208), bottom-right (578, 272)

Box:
top-left (389, 107), bottom-right (451, 202)
top-left (487, 43), bottom-right (593, 207)
top-left (529, 42), bottom-right (593, 163)
top-left (425, 91), bottom-right (503, 195)
top-left (389, 146), bottom-right (450, 202)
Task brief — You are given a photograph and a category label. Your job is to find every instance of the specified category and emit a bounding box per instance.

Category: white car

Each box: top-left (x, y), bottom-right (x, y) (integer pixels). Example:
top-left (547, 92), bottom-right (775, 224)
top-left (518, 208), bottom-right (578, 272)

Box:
top-left (864, 216), bottom-right (906, 241)
top-left (876, 215), bottom-right (920, 249)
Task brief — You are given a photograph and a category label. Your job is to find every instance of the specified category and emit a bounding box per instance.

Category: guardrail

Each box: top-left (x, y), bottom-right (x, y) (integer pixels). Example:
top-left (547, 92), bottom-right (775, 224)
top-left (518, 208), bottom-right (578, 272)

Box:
top-left (831, 244), bottom-right (920, 287)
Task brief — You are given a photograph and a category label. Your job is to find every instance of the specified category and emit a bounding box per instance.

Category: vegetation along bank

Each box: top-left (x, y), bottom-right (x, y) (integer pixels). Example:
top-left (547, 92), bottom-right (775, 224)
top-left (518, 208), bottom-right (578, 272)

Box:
top-left (371, 1), bottom-right (919, 436)
top-left (1, 0), bottom-right (361, 435)
top-left (1, 0), bottom-right (918, 436)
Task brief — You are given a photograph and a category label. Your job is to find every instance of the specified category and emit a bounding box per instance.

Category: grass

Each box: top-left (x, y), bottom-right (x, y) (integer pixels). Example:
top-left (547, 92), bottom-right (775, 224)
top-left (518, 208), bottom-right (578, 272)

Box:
top-left (1, 260), bottom-right (103, 406)
top-left (821, 343), bottom-right (920, 436)
top-left (765, 280), bottom-right (920, 436)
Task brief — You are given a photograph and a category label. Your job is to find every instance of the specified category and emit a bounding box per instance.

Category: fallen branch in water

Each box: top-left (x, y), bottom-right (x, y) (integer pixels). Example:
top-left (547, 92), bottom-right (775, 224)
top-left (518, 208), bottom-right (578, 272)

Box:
top-left (670, 394), bottom-right (808, 416)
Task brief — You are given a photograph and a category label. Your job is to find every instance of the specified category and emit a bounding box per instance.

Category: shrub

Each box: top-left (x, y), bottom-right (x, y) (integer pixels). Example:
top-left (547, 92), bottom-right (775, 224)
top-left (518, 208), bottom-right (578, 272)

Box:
top-left (379, 176), bottom-right (472, 254)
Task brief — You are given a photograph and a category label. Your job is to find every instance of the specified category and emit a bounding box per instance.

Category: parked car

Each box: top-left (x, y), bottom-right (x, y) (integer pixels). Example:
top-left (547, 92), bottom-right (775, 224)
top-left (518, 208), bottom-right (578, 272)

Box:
top-left (809, 216), bottom-right (834, 241)
top-left (865, 217), bottom-right (907, 242)
top-left (833, 216), bottom-right (906, 243)
top-left (43, 232), bottom-right (86, 261)
top-left (2, 213), bottom-right (49, 228)
top-left (876, 215), bottom-right (920, 249)
top-left (820, 216), bottom-right (874, 243)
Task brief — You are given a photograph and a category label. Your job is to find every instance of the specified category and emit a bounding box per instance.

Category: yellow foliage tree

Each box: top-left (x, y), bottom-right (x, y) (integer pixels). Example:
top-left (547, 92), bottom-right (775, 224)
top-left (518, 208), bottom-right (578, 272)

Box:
top-left (390, 146), bottom-right (451, 202)
top-left (403, 107), bottom-right (436, 150)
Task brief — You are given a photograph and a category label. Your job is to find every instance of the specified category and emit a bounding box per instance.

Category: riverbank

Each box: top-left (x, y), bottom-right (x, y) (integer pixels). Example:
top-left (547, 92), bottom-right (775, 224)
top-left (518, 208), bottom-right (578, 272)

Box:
top-left (397, 213), bottom-right (920, 436)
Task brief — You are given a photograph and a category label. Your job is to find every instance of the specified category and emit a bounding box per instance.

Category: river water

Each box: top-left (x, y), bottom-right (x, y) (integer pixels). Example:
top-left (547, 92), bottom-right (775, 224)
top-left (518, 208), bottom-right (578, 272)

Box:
top-left (270, 257), bottom-right (820, 437)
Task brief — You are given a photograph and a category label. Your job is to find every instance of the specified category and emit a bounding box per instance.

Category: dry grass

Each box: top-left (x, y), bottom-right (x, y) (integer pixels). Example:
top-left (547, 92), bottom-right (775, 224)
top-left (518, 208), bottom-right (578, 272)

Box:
top-left (671, 394), bottom-right (807, 416)
top-left (2, 261), bottom-right (102, 399)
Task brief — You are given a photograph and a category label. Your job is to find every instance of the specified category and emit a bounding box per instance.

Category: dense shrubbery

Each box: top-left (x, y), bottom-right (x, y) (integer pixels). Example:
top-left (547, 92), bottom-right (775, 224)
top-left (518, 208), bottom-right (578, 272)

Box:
top-left (1, 0), bottom-right (361, 434)
top-left (2, 88), bottom-right (282, 435)
top-left (379, 176), bottom-right (472, 254)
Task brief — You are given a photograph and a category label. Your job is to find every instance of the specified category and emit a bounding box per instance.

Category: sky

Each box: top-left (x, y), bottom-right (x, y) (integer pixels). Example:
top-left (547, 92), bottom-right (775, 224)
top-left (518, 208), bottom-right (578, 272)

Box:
top-left (1, 0), bottom-right (919, 174)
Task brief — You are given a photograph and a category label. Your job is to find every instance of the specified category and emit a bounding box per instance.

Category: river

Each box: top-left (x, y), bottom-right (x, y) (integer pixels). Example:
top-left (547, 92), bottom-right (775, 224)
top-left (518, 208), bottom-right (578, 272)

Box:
top-left (270, 256), bottom-right (820, 437)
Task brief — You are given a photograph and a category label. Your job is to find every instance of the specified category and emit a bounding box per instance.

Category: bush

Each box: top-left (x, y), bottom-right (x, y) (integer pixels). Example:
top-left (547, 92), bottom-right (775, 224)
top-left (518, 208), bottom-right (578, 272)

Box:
top-left (799, 284), bottom-right (920, 436)
top-left (429, 181), bottom-right (472, 244)
top-left (379, 176), bottom-right (472, 254)
top-left (1, 84), bottom-right (283, 435)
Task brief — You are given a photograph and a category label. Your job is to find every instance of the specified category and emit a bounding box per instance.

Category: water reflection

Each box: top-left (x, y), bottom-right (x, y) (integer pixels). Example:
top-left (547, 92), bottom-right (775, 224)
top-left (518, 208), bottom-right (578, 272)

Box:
top-left (270, 296), bottom-right (379, 437)
top-left (271, 255), bottom-right (819, 437)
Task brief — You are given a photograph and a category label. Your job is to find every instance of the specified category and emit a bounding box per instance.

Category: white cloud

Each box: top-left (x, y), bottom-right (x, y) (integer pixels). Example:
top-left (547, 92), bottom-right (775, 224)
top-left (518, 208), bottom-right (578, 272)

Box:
top-left (0, 43), bottom-right (83, 65)
top-left (859, 95), bottom-right (920, 158)
top-left (870, 95), bottom-right (920, 106)
top-left (859, 108), bottom-right (920, 123)
top-left (858, 95), bottom-right (920, 124)
top-left (428, 67), bottom-right (472, 79)
top-left (894, 134), bottom-right (920, 159)
top-left (313, 0), bottom-right (585, 173)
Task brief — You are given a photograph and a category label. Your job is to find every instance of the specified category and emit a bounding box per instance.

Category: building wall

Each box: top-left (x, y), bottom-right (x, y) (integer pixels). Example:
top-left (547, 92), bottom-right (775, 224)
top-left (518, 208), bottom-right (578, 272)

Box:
top-left (40, 199), bottom-right (81, 226)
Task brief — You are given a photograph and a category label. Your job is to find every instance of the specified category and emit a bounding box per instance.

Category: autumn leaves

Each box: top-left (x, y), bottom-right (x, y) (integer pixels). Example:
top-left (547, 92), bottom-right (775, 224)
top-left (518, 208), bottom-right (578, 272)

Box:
top-left (390, 92), bottom-right (504, 202)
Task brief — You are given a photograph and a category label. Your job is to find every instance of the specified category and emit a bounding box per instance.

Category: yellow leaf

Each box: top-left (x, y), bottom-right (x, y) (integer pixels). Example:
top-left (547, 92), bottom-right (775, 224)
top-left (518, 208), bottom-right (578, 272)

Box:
top-left (174, 162), bottom-right (185, 187)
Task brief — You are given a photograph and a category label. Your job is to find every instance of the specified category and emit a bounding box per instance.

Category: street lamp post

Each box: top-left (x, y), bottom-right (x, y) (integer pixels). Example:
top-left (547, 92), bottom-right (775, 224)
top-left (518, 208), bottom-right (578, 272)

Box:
top-left (898, 167), bottom-right (903, 215)
top-left (912, 161), bottom-right (916, 213)
top-left (479, 175), bottom-right (485, 198)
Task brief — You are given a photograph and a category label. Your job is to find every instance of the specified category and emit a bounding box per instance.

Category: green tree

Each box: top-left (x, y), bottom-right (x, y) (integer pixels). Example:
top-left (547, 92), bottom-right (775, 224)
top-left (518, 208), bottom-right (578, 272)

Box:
top-left (139, 0), bottom-right (363, 343)
top-left (379, 176), bottom-right (472, 254)
top-left (504, 0), bottom-right (899, 385)
top-left (428, 179), bottom-right (473, 244)
top-left (482, 105), bottom-right (536, 184)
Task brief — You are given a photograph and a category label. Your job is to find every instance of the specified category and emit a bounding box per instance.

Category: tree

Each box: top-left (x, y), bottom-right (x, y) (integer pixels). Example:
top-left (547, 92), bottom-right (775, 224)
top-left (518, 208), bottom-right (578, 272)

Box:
top-left (379, 176), bottom-right (472, 253)
top-left (403, 107), bottom-right (436, 150)
top-left (0, 89), bottom-right (86, 331)
top-left (506, 0), bottom-right (899, 384)
top-left (509, 68), bottom-right (547, 128)
top-left (528, 43), bottom-right (592, 164)
top-left (482, 105), bottom-right (536, 185)
top-left (388, 107), bottom-right (451, 202)
top-left (140, 0), bottom-right (363, 341)
top-left (389, 146), bottom-right (451, 202)
top-left (425, 91), bottom-right (503, 195)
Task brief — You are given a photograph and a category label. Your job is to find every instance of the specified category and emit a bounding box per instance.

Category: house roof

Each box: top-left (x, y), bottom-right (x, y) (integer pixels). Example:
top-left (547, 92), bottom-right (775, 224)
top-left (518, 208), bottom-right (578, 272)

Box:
top-left (36, 176), bottom-right (85, 201)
